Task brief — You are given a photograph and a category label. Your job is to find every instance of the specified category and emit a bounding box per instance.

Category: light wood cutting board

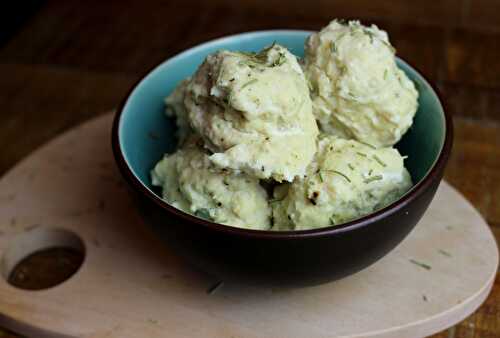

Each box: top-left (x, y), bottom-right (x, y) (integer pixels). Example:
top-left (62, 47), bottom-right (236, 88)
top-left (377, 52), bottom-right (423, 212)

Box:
top-left (0, 113), bottom-right (497, 338)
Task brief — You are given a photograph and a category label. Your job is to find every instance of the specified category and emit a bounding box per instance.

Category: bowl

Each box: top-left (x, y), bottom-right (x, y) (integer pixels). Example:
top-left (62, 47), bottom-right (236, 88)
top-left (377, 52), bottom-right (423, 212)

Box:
top-left (112, 30), bottom-right (453, 286)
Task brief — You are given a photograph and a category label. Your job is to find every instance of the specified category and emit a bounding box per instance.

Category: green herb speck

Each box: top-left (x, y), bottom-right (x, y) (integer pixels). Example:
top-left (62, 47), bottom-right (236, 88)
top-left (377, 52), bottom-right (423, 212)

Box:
top-left (438, 249), bottom-right (452, 257)
top-left (359, 141), bottom-right (376, 149)
top-left (325, 170), bottom-right (351, 183)
top-left (269, 197), bottom-right (284, 204)
top-left (363, 28), bottom-right (375, 44)
top-left (148, 131), bottom-right (160, 141)
top-left (241, 78), bottom-right (258, 90)
top-left (373, 154), bottom-right (387, 167)
top-left (272, 52), bottom-right (287, 67)
top-left (356, 152), bottom-right (367, 157)
top-left (409, 259), bottom-right (432, 270)
top-left (330, 41), bottom-right (337, 53)
top-left (364, 175), bottom-right (383, 184)
top-left (207, 281), bottom-right (224, 295)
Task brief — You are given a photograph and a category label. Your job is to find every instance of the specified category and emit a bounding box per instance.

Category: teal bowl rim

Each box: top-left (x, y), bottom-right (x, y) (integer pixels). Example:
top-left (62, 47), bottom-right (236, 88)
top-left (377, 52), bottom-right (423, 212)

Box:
top-left (112, 30), bottom-right (453, 239)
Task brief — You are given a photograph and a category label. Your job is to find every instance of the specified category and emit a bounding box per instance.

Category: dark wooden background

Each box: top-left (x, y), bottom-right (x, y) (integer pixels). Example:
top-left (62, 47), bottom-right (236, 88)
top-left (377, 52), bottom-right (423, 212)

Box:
top-left (1, 1), bottom-right (499, 337)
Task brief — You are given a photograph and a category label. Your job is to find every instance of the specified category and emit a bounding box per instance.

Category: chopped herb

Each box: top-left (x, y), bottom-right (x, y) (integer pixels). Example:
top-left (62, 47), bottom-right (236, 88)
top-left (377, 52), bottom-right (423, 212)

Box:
top-left (423, 295), bottom-right (428, 302)
top-left (269, 197), bottom-right (284, 204)
top-left (438, 249), bottom-right (452, 257)
top-left (382, 40), bottom-right (396, 53)
top-left (270, 51), bottom-right (287, 67)
top-left (229, 78), bottom-right (235, 82)
top-left (384, 69), bottom-right (388, 80)
top-left (359, 141), bottom-right (376, 149)
top-left (363, 28), bottom-right (375, 44)
top-left (373, 154), bottom-right (387, 167)
top-left (257, 42), bottom-right (277, 56)
top-left (409, 259), bottom-right (432, 270)
top-left (356, 152), bottom-right (367, 157)
top-left (325, 170), bottom-right (351, 183)
top-left (368, 169), bottom-right (373, 176)
top-left (330, 41), bottom-right (337, 53)
top-left (348, 163), bottom-right (355, 170)
top-left (238, 56), bottom-right (261, 69)
top-left (207, 281), bottom-right (224, 295)
top-left (318, 172), bottom-right (324, 182)
top-left (241, 78), bottom-right (258, 90)
top-left (240, 51), bottom-right (257, 57)
top-left (364, 175), bottom-right (383, 184)
top-left (195, 208), bottom-right (212, 220)
top-left (261, 166), bottom-right (265, 172)
top-left (329, 217), bottom-right (336, 225)
top-left (148, 131), bottom-right (160, 140)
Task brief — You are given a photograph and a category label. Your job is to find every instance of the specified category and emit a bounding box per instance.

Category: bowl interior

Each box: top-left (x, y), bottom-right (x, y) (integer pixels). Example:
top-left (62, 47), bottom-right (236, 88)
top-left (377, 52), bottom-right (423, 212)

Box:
top-left (118, 30), bottom-right (446, 198)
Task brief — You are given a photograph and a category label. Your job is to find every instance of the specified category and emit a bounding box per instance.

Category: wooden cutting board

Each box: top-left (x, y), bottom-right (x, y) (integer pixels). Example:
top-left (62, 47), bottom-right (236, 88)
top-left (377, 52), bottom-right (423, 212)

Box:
top-left (0, 113), bottom-right (497, 338)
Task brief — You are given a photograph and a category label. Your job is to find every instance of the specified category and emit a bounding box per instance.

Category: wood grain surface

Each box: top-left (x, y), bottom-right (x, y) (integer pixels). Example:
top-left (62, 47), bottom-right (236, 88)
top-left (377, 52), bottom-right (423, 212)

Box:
top-left (0, 113), bottom-right (497, 337)
top-left (1, 1), bottom-right (499, 337)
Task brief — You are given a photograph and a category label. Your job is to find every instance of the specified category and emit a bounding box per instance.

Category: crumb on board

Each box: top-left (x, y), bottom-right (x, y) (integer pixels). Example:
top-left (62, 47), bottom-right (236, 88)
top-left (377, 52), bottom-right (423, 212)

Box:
top-left (409, 259), bottom-right (431, 270)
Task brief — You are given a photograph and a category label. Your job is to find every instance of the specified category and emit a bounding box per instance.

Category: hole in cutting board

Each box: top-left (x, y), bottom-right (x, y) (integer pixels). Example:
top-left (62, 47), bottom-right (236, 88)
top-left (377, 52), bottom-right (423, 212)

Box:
top-left (1, 227), bottom-right (85, 290)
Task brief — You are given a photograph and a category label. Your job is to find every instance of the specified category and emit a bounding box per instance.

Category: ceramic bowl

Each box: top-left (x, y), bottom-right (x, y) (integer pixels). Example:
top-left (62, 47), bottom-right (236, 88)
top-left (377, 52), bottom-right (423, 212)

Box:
top-left (112, 30), bottom-right (453, 286)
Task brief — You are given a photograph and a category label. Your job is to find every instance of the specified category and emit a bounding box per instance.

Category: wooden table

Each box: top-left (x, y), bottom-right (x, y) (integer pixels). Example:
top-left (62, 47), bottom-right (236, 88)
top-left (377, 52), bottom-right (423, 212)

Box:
top-left (1, 1), bottom-right (498, 337)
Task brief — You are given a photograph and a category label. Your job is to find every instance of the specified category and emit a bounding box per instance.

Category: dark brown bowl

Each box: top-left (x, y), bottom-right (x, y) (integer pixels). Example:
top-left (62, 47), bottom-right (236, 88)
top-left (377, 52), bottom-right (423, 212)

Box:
top-left (111, 31), bottom-right (453, 286)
